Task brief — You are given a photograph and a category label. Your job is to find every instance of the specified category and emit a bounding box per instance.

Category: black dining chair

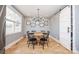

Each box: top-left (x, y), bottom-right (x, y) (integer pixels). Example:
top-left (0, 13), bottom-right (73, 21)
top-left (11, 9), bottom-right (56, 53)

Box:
top-left (47, 31), bottom-right (50, 34)
top-left (27, 32), bottom-right (37, 49)
top-left (31, 30), bottom-right (36, 33)
top-left (41, 30), bottom-right (45, 33)
top-left (27, 31), bottom-right (29, 36)
top-left (39, 32), bottom-right (49, 49)
top-left (26, 31), bottom-right (29, 43)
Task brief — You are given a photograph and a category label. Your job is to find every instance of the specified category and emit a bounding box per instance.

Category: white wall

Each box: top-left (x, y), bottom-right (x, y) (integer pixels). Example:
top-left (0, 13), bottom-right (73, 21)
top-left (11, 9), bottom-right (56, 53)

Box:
top-left (59, 6), bottom-right (71, 50)
top-left (50, 13), bottom-right (60, 39)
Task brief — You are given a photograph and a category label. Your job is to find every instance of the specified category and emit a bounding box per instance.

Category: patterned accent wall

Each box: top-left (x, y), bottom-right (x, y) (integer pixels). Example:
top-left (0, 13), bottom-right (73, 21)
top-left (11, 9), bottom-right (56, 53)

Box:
top-left (25, 17), bottom-right (49, 32)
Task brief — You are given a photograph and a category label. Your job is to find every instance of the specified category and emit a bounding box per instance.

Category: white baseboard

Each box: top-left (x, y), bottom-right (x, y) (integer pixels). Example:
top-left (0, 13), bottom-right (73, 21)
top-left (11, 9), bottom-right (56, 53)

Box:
top-left (49, 35), bottom-right (61, 44)
top-left (5, 37), bottom-right (24, 50)
top-left (50, 35), bottom-right (79, 54)
top-left (49, 35), bottom-right (71, 51)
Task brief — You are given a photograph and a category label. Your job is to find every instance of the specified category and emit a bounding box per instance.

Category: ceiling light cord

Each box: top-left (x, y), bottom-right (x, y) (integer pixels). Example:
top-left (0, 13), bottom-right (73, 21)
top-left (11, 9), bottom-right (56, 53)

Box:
top-left (37, 8), bottom-right (40, 18)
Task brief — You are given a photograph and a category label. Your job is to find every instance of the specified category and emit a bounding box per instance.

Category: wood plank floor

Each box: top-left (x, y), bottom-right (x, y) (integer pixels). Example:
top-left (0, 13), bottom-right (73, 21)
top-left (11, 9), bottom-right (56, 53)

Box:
top-left (5, 37), bottom-right (72, 54)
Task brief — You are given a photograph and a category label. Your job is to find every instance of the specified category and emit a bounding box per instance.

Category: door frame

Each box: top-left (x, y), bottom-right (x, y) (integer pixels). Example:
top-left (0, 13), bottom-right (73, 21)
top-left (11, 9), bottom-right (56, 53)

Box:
top-left (71, 5), bottom-right (73, 53)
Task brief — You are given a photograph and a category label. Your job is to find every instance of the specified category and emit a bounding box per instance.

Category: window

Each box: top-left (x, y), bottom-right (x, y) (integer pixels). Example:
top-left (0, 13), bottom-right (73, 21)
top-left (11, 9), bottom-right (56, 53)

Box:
top-left (6, 6), bottom-right (22, 35)
top-left (6, 20), bottom-right (14, 34)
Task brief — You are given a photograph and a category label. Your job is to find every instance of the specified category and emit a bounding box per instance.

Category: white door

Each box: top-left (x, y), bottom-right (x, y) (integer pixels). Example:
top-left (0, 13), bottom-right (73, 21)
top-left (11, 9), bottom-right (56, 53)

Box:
top-left (59, 6), bottom-right (71, 50)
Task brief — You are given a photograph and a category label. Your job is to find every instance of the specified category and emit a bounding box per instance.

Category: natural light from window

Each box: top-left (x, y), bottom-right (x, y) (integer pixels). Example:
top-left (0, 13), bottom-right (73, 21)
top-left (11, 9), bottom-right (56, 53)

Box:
top-left (6, 6), bottom-right (22, 35)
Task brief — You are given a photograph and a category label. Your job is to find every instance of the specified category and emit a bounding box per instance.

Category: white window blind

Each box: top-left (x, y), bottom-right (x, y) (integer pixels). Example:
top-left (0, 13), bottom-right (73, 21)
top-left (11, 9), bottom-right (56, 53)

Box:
top-left (6, 6), bottom-right (22, 35)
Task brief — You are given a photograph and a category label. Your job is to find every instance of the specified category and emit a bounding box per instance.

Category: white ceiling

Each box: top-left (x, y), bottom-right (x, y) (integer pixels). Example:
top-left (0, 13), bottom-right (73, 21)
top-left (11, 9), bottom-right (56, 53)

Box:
top-left (14, 5), bottom-right (65, 18)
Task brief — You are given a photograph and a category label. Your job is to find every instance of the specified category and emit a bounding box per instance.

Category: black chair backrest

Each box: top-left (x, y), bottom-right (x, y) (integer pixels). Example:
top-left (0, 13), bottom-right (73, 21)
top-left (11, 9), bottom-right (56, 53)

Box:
top-left (43, 32), bottom-right (49, 39)
top-left (47, 31), bottom-right (50, 34)
top-left (31, 30), bottom-right (36, 33)
top-left (28, 33), bottom-right (34, 39)
top-left (27, 31), bottom-right (29, 34)
top-left (41, 30), bottom-right (45, 33)
top-left (27, 31), bottom-right (29, 36)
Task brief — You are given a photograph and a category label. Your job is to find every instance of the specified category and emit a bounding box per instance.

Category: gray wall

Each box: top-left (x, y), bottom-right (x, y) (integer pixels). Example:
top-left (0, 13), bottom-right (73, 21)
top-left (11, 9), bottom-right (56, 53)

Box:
top-left (74, 5), bottom-right (79, 52)
top-left (49, 13), bottom-right (60, 39)
top-left (6, 32), bottom-right (23, 45)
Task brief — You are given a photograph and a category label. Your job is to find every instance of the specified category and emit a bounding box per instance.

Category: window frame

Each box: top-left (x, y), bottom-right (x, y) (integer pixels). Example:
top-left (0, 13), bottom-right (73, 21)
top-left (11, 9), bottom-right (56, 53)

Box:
top-left (6, 6), bottom-right (22, 35)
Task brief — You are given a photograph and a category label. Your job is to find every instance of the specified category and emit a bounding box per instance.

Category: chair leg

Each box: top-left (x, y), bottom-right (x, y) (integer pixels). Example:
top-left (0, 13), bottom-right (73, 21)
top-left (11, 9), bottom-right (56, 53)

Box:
top-left (27, 41), bottom-right (29, 44)
top-left (28, 43), bottom-right (29, 47)
top-left (33, 44), bottom-right (34, 49)
top-left (43, 42), bottom-right (45, 50)
top-left (39, 41), bottom-right (40, 46)
top-left (32, 41), bottom-right (35, 49)
top-left (43, 44), bottom-right (44, 50)
top-left (47, 42), bottom-right (48, 47)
